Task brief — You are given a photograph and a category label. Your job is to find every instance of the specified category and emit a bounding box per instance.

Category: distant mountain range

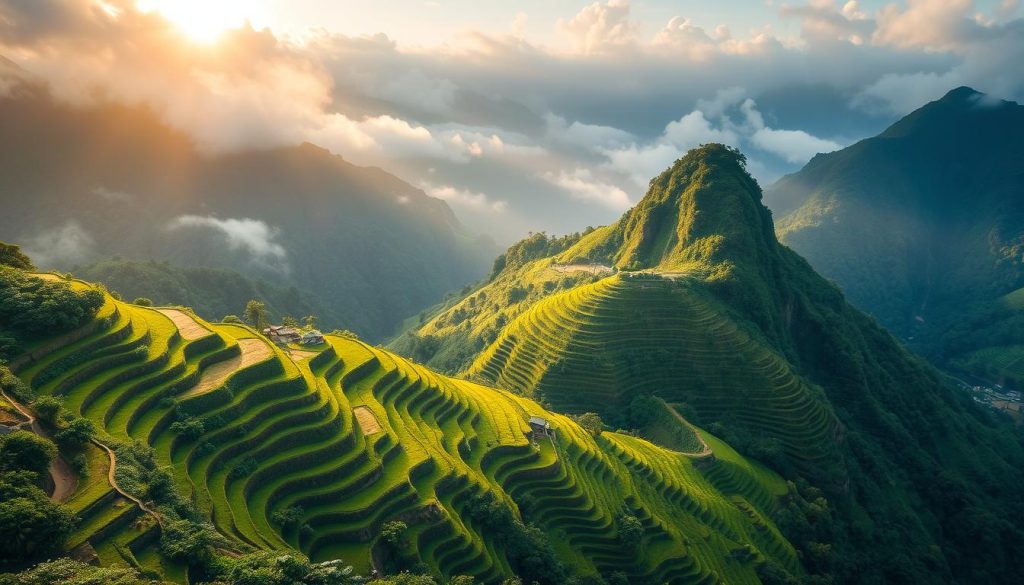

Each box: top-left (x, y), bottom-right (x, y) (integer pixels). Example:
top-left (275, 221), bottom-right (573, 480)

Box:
top-left (0, 76), bottom-right (495, 341)
top-left (395, 143), bottom-right (1024, 584)
top-left (767, 87), bottom-right (1024, 385)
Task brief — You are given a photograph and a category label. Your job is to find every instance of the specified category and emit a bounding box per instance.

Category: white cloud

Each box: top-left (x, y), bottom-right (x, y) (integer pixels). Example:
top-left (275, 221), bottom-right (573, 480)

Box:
top-left (22, 221), bottom-right (95, 267)
top-left (91, 186), bottom-right (132, 202)
top-left (425, 184), bottom-right (508, 213)
top-left (543, 168), bottom-right (632, 211)
top-left (167, 215), bottom-right (288, 269)
top-left (544, 113), bottom-right (634, 150)
top-left (557, 0), bottom-right (636, 55)
top-left (751, 128), bottom-right (841, 162)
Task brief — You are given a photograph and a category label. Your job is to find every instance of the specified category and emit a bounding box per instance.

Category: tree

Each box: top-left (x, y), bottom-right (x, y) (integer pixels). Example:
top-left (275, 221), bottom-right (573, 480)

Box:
top-left (222, 314), bottom-right (244, 324)
top-left (55, 417), bottom-right (95, 449)
top-left (576, 412), bottom-right (604, 437)
top-left (0, 471), bottom-right (76, 568)
top-left (380, 520), bottom-right (408, 548)
top-left (244, 300), bottom-right (269, 331)
top-left (214, 551), bottom-right (358, 585)
top-left (0, 241), bottom-right (34, 270)
top-left (303, 315), bottom-right (318, 330)
top-left (131, 297), bottom-right (153, 307)
top-left (159, 519), bottom-right (212, 563)
top-left (450, 577), bottom-right (476, 585)
top-left (616, 514), bottom-right (643, 551)
top-left (31, 396), bottom-right (63, 426)
top-left (0, 558), bottom-right (154, 585)
top-left (0, 432), bottom-right (57, 476)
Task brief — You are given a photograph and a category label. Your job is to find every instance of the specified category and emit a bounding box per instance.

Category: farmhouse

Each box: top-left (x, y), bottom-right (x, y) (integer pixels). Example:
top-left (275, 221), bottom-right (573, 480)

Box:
top-left (528, 415), bottom-right (554, 438)
top-left (263, 325), bottom-right (302, 344)
top-left (301, 330), bottom-right (325, 345)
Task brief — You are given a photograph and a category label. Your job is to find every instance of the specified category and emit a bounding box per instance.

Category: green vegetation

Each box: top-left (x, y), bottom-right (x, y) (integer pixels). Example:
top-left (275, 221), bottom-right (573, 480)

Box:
top-left (768, 87), bottom-right (1024, 386)
top-left (0, 267), bottom-right (799, 584)
top-left (399, 143), bottom-right (1024, 584)
top-left (0, 430), bottom-right (77, 571)
top-left (0, 268), bottom-right (105, 360)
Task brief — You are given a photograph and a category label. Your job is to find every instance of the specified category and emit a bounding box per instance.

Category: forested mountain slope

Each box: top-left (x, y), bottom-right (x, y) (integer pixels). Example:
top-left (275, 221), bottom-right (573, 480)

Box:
top-left (766, 87), bottom-right (1024, 384)
top-left (0, 79), bottom-right (494, 341)
top-left (396, 144), bottom-right (1024, 584)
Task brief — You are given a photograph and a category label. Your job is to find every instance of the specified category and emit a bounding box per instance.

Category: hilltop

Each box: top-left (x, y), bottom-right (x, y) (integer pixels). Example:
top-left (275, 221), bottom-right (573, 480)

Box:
top-left (767, 88), bottom-right (1024, 385)
top-left (0, 79), bottom-right (495, 341)
top-left (395, 144), bottom-right (1024, 584)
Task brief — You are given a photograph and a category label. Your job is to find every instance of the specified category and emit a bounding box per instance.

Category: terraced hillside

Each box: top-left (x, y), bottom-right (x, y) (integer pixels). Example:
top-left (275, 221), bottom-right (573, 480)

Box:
top-left (397, 144), bottom-right (1024, 584)
top-left (7, 273), bottom-right (801, 584)
top-left (468, 274), bottom-right (837, 464)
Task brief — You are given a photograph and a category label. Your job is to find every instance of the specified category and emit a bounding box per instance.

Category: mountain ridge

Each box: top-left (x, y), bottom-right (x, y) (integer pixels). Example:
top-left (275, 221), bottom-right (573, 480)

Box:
top-left (395, 142), bottom-right (1024, 584)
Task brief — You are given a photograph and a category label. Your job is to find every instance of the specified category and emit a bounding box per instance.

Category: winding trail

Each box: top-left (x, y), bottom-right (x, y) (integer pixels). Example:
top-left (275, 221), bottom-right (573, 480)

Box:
top-left (660, 398), bottom-right (713, 458)
top-left (91, 439), bottom-right (164, 528)
top-left (0, 389), bottom-right (78, 501)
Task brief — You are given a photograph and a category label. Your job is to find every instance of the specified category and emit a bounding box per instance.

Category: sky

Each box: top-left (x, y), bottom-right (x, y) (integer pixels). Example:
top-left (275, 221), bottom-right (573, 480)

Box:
top-left (1, 0), bottom-right (1023, 243)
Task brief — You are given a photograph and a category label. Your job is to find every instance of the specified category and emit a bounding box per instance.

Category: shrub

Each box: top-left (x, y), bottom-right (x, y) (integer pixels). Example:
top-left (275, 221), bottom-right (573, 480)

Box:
top-left (575, 412), bottom-right (604, 437)
top-left (380, 520), bottom-right (408, 548)
top-left (54, 417), bottom-right (95, 450)
top-left (30, 396), bottom-right (62, 427)
top-left (0, 431), bottom-right (57, 477)
top-left (131, 297), bottom-right (153, 307)
top-left (222, 314), bottom-right (244, 324)
top-left (0, 471), bottom-right (76, 568)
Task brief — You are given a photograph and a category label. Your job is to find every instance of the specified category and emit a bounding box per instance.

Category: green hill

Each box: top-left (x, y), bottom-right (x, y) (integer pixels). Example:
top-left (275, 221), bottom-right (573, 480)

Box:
top-left (395, 144), bottom-right (1024, 584)
top-left (0, 81), bottom-right (495, 341)
top-left (0, 270), bottom-right (803, 584)
top-left (766, 87), bottom-right (1024, 385)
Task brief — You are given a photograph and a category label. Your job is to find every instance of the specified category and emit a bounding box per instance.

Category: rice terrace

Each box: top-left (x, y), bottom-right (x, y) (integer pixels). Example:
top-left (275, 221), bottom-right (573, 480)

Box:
top-left (2, 2), bottom-right (1024, 585)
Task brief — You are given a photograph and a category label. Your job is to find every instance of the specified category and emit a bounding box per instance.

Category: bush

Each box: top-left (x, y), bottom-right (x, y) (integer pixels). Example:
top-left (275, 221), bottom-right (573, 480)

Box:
top-left (159, 519), bottom-right (212, 564)
top-left (31, 396), bottom-right (63, 427)
top-left (0, 471), bottom-right (76, 569)
top-left (0, 558), bottom-right (153, 585)
top-left (0, 431), bottom-right (57, 477)
top-left (380, 520), bottom-right (408, 547)
top-left (131, 297), bottom-right (153, 307)
top-left (54, 417), bottom-right (95, 450)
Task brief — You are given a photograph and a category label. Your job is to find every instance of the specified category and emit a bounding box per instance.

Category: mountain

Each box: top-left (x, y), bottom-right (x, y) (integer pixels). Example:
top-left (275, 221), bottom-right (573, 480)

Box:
top-left (766, 88), bottom-right (1024, 384)
top-left (0, 268), bottom-right (803, 585)
top-left (395, 144), bottom-right (1024, 584)
top-left (0, 79), bottom-right (495, 342)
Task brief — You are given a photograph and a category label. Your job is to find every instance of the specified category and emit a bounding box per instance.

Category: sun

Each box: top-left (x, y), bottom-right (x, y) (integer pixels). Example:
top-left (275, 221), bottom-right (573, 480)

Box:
top-left (137, 0), bottom-right (259, 43)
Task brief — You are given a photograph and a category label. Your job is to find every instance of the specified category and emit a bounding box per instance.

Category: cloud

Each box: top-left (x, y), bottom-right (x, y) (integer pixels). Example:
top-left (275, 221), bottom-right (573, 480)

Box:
top-left (91, 185), bottom-right (132, 202)
top-left (1, 0), bottom-right (1023, 242)
top-left (21, 220), bottom-right (95, 267)
top-left (424, 184), bottom-right (508, 213)
top-left (543, 168), bottom-right (631, 211)
top-left (600, 88), bottom-right (843, 183)
top-left (557, 0), bottom-right (636, 55)
top-left (167, 215), bottom-right (288, 270)
top-left (751, 128), bottom-right (841, 162)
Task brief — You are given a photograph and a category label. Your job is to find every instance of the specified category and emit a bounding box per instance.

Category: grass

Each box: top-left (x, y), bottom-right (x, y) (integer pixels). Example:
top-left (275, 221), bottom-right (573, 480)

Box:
top-left (10, 282), bottom-right (800, 584)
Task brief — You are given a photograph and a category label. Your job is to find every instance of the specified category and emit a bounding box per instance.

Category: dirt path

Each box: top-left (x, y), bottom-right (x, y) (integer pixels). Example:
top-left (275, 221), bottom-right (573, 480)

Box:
top-left (353, 406), bottom-right (382, 435)
top-left (551, 263), bottom-right (614, 275)
top-left (156, 308), bottom-right (210, 341)
top-left (661, 398), bottom-right (712, 458)
top-left (0, 389), bottom-right (78, 501)
top-left (92, 440), bottom-right (163, 528)
top-left (181, 338), bottom-right (273, 397)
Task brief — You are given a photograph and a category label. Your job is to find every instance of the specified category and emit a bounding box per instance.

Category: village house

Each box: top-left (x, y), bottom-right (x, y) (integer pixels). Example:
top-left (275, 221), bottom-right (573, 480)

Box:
top-left (301, 330), bottom-right (325, 345)
top-left (263, 325), bottom-right (302, 345)
top-left (528, 415), bottom-right (554, 439)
